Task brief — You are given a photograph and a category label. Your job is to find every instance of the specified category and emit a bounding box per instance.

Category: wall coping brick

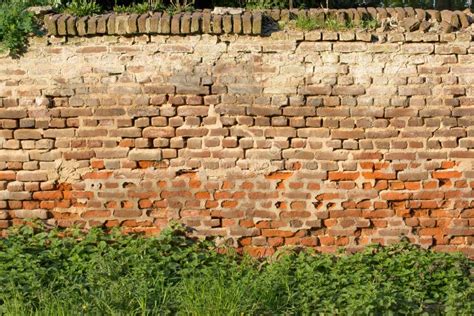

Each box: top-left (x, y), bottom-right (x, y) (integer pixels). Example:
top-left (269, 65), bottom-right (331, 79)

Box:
top-left (43, 8), bottom-right (474, 39)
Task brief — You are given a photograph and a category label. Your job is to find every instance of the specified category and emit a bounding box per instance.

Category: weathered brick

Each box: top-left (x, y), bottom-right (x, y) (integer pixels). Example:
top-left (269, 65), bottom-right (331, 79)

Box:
top-left (94, 148), bottom-right (129, 159)
top-left (0, 108), bottom-right (27, 119)
top-left (301, 85), bottom-right (332, 95)
top-left (399, 86), bottom-right (431, 96)
top-left (143, 127), bottom-right (175, 138)
top-left (128, 149), bottom-right (161, 161)
top-left (297, 128), bottom-right (330, 138)
top-left (13, 209), bottom-right (48, 219)
top-left (265, 127), bottom-right (296, 138)
top-left (0, 150), bottom-right (29, 162)
top-left (331, 129), bottom-right (365, 139)
top-left (332, 85), bottom-right (365, 96)
top-left (16, 171), bottom-right (48, 182)
top-left (2, 17), bottom-right (474, 255)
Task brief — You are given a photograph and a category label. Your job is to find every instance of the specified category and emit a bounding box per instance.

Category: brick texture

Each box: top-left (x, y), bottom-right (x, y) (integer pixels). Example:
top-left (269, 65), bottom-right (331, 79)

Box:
top-left (43, 8), bottom-right (473, 37)
top-left (0, 23), bottom-right (473, 257)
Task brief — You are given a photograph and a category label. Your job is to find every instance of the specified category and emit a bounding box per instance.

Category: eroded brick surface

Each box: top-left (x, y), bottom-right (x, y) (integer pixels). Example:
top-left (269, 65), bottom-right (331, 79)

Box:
top-left (0, 31), bottom-right (473, 257)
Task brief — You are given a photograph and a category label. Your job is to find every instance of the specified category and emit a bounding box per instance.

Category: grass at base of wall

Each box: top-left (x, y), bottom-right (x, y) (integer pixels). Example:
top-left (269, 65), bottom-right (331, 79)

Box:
top-left (0, 222), bottom-right (472, 315)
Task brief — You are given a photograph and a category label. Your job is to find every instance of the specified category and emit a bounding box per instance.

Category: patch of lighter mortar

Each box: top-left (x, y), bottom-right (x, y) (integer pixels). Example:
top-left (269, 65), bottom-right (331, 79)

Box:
top-left (56, 160), bottom-right (93, 183)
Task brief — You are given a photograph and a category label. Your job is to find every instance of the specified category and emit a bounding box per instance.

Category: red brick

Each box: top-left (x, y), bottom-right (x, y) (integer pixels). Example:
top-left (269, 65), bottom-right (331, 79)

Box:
top-left (381, 192), bottom-right (410, 201)
top-left (32, 191), bottom-right (63, 200)
top-left (82, 210), bottom-right (111, 218)
top-left (261, 229), bottom-right (295, 237)
top-left (362, 172), bottom-right (396, 180)
top-left (264, 171), bottom-right (293, 180)
top-left (328, 171), bottom-right (359, 181)
top-left (0, 171), bottom-right (16, 180)
top-left (432, 170), bottom-right (462, 179)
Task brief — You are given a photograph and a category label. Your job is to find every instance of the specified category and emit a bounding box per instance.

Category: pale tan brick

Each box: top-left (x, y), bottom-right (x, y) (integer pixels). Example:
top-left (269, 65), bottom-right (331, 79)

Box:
top-left (128, 149), bottom-right (161, 161)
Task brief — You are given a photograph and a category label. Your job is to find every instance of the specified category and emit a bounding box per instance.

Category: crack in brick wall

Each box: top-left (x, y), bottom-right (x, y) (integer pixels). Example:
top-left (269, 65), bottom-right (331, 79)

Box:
top-left (0, 30), bottom-right (473, 257)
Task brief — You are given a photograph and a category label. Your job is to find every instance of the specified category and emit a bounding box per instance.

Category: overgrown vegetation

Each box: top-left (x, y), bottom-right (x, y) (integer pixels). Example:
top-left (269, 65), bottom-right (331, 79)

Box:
top-left (63, 0), bottom-right (102, 16)
top-left (245, 0), bottom-right (288, 9)
top-left (0, 222), bottom-right (472, 315)
top-left (293, 15), bottom-right (379, 31)
top-left (113, 2), bottom-right (158, 14)
top-left (0, 0), bottom-right (40, 56)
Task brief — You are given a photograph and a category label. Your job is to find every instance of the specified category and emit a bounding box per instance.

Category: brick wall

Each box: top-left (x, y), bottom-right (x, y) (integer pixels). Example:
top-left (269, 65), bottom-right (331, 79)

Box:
top-left (0, 14), bottom-right (473, 256)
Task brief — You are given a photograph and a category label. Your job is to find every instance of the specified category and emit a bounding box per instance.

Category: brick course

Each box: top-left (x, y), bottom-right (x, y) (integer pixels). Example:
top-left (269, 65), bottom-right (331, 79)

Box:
top-left (0, 20), bottom-right (473, 257)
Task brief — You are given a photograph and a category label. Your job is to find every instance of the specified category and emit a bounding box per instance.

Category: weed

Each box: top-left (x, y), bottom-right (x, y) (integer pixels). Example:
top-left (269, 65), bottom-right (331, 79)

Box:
top-left (63, 0), bottom-right (101, 16)
top-left (246, 0), bottom-right (288, 9)
top-left (293, 15), bottom-right (381, 32)
top-left (0, 223), bottom-right (471, 314)
top-left (113, 0), bottom-right (164, 13)
top-left (295, 15), bottom-right (321, 31)
top-left (360, 16), bottom-right (380, 30)
top-left (167, 0), bottom-right (195, 13)
top-left (322, 16), bottom-right (348, 31)
top-left (0, 0), bottom-right (38, 56)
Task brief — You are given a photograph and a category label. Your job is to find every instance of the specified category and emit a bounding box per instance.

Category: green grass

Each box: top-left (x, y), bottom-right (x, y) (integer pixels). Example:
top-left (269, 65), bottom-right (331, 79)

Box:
top-left (0, 222), bottom-right (472, 315)
top-left (293, 15), bottom-right (380, 32)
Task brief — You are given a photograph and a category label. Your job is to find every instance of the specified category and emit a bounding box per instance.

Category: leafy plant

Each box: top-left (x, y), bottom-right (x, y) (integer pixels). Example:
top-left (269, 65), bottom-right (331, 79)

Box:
top-left (167, 0), bottom-right (195, 13)
top-left (295, 15), bottom-right (321, 31)
top-left (63, 0), bottom-right (102, 16)
top-left (113, 2), bottom-right (151, 13)
top-left (360, 16), bottom-right (379, 30)
top-left (324, 16), bottom-right (349, 31)
top-left (0, 0), bottom-right (38, 56)
top-left (246, 0), bottom-right (288, 9)
top-left (0, 223), bottom-right (471, 315)
top-left (293, 14), bottom-right (381, 31)
top-left (113, 0), bottom-right (164, 13)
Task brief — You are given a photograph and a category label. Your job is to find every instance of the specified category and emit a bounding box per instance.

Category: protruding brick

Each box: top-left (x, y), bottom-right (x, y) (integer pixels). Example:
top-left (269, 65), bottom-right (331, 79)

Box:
top-left (232, 14), bottom-right (242, 34)
top-left (202, 12), bottom-right (211, 33)
top-left (76, 16), bottom-right (88, 36)
top-left (242, 12), bottom-right (252, 34)
top-left (160, 13), bottom-right (171, 34)
top-left (87, 16), bottom-right (97, 35)
top-left (252, 12), bottom-right (262, 35)
top-left (212, 14), bottom-right (222, 34)
top-left (191, 12), bottom-right (201, 33)
top-left (44, 14), bottom-right (59, 35)
top-left (149, 12), bottom-right (161, 33)
top-left (171, 13), bottom-right (181, 34)
top-left (223, 14), bottom-right (232, 33)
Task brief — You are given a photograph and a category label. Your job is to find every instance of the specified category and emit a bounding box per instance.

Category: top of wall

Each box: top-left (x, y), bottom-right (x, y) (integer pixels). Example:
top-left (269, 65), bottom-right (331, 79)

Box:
top-left (43, 7), bottom-right (474, 40)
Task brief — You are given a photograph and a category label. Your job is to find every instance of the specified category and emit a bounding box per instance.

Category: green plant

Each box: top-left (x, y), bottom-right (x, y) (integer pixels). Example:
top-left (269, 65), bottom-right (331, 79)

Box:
top-left (113, 0), bottom-right (164, 13)
top-left (46, 0), bottom-right (68, 10)
top-left (293, 15), bottom-right (381, 32)
top-left (166, 0), bottom-right (195, 13)
top-left (360, 16), bottom-right (379, 30)
top-left (0, 223), bottom-right (471, 315)
top-left (295, 15), bottom-right (321, 31)
top-left (113, 2), bottom-right (150, 13)
top-left (246, 0), bottom-right (288, 9)
top-left (0, 0), bottom-right (38, 56)
top-left (63, 0), bottom-right (101, 16)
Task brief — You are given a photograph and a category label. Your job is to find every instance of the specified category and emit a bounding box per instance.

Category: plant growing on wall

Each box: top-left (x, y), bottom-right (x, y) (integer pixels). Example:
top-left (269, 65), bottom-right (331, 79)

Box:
top-left (0, 0), bottom-right (37, 56)
top-left (63, 0), bottom-right (102, 16)
top-left (168, 0), bottom-right (195, 12)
